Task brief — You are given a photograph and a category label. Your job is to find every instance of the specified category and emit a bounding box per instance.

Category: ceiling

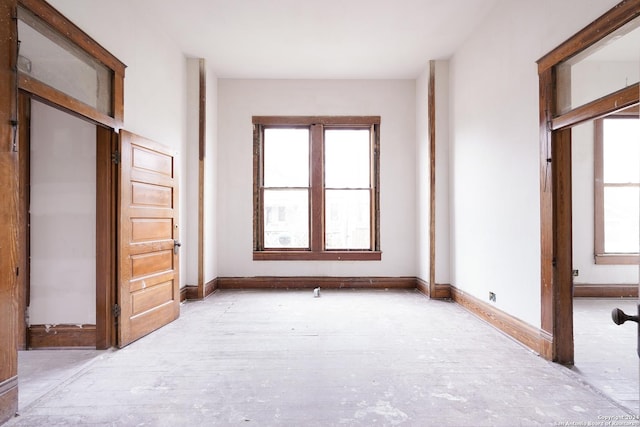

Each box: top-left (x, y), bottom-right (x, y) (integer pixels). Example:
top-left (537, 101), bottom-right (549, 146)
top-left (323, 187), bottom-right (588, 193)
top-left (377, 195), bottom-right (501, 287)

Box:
top-left (132, 0), bottom-right (498, 79)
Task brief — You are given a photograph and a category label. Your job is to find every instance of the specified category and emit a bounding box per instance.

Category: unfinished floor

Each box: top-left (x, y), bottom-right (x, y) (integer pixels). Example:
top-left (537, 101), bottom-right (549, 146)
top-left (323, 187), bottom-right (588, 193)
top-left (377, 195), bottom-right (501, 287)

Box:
top-left (7, 290), bottom-right (640, 426)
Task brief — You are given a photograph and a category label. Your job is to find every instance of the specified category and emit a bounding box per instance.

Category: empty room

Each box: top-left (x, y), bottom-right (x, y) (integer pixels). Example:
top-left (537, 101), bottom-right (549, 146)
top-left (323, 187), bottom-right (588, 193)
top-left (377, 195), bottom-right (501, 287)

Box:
top-left (0, 0), bottom-right (639, 425)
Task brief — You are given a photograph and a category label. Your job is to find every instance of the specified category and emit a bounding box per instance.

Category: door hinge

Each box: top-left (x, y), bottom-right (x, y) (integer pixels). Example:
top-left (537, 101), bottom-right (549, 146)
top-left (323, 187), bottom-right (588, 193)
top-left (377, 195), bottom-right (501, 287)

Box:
top-left (111, 150), bottom-right (121, 164)
top-left (112, 304), bottom-right (121, 318)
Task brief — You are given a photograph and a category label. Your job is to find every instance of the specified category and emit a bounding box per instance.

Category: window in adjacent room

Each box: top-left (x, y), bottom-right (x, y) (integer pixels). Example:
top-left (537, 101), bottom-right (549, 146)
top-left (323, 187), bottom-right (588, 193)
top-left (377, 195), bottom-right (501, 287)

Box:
top-left (594, 109), bottom-right (640, 264)
top-left (253, 116), bottom-right (381, 261)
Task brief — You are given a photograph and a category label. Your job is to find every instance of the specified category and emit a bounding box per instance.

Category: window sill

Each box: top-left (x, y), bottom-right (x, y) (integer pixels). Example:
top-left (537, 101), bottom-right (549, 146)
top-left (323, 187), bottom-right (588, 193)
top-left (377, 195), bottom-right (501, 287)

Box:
top-left (595, 253), bottom-right (640, 265)
top-left (253, 251), bottom-right (382, 261)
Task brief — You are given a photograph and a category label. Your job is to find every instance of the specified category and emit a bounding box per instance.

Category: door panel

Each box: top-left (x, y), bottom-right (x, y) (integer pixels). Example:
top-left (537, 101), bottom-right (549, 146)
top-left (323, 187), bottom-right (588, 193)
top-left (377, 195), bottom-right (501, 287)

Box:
top-left (118, 130), bottom-right (179, 348)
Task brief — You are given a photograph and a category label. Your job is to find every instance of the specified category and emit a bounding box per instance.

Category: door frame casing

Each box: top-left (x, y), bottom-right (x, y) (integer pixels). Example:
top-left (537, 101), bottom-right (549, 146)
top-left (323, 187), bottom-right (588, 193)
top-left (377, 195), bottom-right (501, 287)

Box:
top-left (537, 0), bottom-right (640, 364)
top-left (14, 0), bottom-right (126, 350)
top-left (17, 92), bottom-right (118, 350)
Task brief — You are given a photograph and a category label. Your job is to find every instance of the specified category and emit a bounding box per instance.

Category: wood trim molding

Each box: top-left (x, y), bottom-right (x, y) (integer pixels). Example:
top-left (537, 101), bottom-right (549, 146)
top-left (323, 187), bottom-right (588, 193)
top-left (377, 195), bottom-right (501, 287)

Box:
top-left (537, 0), bottom-right (640, 73)
top-left (17, 93), bottom-right (30, 352)
top-left (197, 59), bottom-right (206, 299)
top-left (180, 286), bottom-right (189, 302)
top-left (433, 283), bottom-right (452, 300)
top-left (551, 84), bottom-right (639, 131)
top-left (204, 279), bottom-right (218, 297)
top-left (450, 286), bottom-right (550, 357)
top-left (28, 324), bottom-right (96, 349)
top-left (573, 284), bottom-right (638, 298)
top-left (252, 116), bottom-right (380, 126)
top-left (0, 377), bottom-right (18, 400)
top-left (253, 251), bottom-right (382, 261)
top-left (18, 0), bottom-right (126, 74)
top-left (95, 127), bottom-right (117, 350)
top-left (416, 277), bottom-right (430, 297)
top-left (428, 60), bottom-right (437, 297)
top-left (0, 0), bottom-right (20, 422)
top-left (183, 279), bottom-right (219, 301)
top-left (19, 75), bottom-right (118, 129)
top-left (217, 276), bottom-right (416, 290)
top-left (551, 128), bottom-right (575, 365)
top-left (0, 376), bottom-right (18, 424)
top-left (417, 278), bottom-right (453, 300)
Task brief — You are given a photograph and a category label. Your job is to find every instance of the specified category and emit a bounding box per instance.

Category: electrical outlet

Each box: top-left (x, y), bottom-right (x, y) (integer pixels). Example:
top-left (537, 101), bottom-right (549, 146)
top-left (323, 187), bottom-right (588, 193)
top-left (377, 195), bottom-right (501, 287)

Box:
top-left (489, 292), bottom-right (496, 302)
top-left (572, 269), bottom-right (579, 277)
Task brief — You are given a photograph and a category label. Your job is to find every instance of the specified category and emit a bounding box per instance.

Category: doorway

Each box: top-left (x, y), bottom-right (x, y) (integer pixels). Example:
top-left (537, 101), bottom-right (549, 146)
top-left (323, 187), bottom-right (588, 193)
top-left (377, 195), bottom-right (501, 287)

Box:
top-left (537, 0), bottom-right (640, 365)
top-left (25, 99), bottom-right (98, 347)
top-left (570, 114), bottom-right (640, 412)
top-left (17, 93), bottom-right (117, 350)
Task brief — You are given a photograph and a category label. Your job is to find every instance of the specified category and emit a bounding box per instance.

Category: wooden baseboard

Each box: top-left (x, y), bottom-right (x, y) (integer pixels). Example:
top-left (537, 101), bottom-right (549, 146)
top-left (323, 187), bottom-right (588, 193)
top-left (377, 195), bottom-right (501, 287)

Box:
top-left (180, 286), bottom-right (189, 302)
top-left (433, 283), bottom-right (452, 299)
top-left (573, 284), bottom-right (638, 298)
top-left (183, 279), bottom-right (218, 301)
top-left (450, 286), bottom-right (548, 356)
top-left (28, 324), bottom-right (96, 349)
top-left (416, 279), bottom-right (452, 299)
top-left (204, 279), bottom-right (218, 297)
top-left (217, 276), bottom-right (417, 290)
top-left (416, 277), bottom-right (430, 297)
top-left (0, 376), bottom-right (18, 425)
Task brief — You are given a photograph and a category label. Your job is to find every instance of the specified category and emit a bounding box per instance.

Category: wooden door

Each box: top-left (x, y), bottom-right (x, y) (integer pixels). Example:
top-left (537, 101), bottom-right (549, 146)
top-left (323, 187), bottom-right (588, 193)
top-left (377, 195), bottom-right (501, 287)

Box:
top-left (118, 130), bottom-right (180, 347)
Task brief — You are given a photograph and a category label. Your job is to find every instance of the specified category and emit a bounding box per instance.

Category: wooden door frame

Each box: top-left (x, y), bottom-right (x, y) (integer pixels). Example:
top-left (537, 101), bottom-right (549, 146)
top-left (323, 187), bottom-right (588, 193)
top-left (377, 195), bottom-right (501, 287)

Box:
top-left (14, 0), bottom-right (125, 350)
top-left (537, 0), bottom-right (640, 364)
top-left (2, 0), bottom-right (124, 421)
top-left (17, 92), bottom-right (118, 350)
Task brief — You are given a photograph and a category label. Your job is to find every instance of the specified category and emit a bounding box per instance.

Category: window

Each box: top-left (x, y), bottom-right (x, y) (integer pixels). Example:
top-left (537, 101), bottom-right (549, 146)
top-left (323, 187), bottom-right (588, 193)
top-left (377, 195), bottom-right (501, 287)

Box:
top-left (594, 110), bottom-right (640, 264)
top-left (253, 116), bottom-right (381, 261)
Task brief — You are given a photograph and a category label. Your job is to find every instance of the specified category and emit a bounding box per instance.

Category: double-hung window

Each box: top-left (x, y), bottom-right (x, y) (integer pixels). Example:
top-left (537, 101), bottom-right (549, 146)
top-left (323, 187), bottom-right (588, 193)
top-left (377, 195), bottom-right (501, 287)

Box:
top-left (594, 111), bottom-right (640, 264)
top-left (253, 116), bottom-right (381, 260)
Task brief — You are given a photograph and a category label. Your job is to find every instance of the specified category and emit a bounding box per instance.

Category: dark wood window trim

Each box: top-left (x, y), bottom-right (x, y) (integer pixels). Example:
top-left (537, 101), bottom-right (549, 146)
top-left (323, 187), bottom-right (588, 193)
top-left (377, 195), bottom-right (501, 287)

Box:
top-left (594, 107), bottom-right (640, 265)
top-left (253, 116), bottom-right (381, 261)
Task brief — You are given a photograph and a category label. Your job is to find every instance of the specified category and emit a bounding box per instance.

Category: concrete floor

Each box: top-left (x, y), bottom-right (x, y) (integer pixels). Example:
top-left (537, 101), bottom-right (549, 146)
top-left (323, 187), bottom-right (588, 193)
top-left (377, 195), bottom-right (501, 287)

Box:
top-left (6, 289), bottom-right (640, 426)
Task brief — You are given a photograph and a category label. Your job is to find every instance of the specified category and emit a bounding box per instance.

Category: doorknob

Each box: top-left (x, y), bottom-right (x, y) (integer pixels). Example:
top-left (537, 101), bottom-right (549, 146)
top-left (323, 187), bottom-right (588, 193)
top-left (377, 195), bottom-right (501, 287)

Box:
top-left (173, 240), bottom-right (181, 255)
top-left (611, 307), bottom-right (639, 325)
top-left (611, 304), bottom-right (640, 358)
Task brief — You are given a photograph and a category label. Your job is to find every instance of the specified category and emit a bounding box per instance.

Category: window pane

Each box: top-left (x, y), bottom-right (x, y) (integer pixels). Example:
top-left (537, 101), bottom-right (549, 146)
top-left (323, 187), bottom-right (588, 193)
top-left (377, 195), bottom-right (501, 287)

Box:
top-left (555, 19), bottom-right (640, 115)
top-left (264, 189), bottom-right (309, 248)
top-left (325, 129), bottom-right (370, 188)
top-left (325, 190), bottom-right (370, 250)
top-left (264, 128), bottom-right (309, 187)
top-left (604, 186), bottom-right (640, 253)
top-left (603, 118), bottom-right (640, 183)
top-left (17, 8), bottom-right (112, 115)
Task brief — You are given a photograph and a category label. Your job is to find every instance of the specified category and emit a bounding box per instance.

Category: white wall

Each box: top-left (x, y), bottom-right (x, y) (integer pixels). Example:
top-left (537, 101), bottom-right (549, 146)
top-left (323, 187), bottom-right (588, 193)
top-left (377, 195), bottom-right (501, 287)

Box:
top-left (29, 100), bottom-right (96, 325)
top-left (205, 65), bottom-right (219, 283)
top-left (572, 121), bottom-right (639, 284)
top-left (415, 68), bottom-right (430, 283)
top-left (415, 60), bottom-right (451, 287)
top-left (434, 61), bottom-right (451, 285)
top-left (185, 59), bottom-right (200, 286)
top-left (49, 0), bottom-right (189, 287)
top-left (217, 79), bottom-right (416, 277)
top-left (448, 0), bottom-right (620, 327)
top-left (185, 58), bottom-right (220, 285)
